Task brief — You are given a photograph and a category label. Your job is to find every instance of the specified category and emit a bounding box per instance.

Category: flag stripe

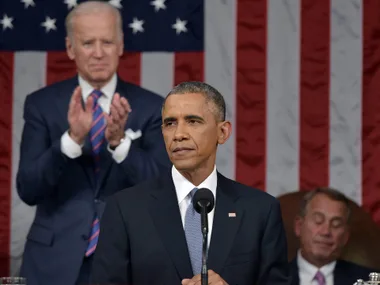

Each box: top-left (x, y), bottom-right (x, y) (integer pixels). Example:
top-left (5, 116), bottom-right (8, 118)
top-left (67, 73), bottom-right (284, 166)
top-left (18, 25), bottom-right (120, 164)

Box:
top-left (174, 52), bottom-right (204, 85)
top-left (47, 52), bottom-right (77, 86)
top-left (362, 0), bottom-right (380, 224)
top-left (11, 52), bottom-right (45, 275)
top-left (118, 52), bottom-right (141, 86)
top-left (205, 0), bottom-right (236, 180)
top-left (0, 52), bottom-right (14, 276)
top-left (141, 52), bottom-right (174, 98)
top-left (236, 0), bottom-right (267, 190)
top-left (266, 0), bottom-right (301, 197)
top-left (329, 0), bottom-right (362, 204)
top-left (299, 0), bottom-right (331, 190)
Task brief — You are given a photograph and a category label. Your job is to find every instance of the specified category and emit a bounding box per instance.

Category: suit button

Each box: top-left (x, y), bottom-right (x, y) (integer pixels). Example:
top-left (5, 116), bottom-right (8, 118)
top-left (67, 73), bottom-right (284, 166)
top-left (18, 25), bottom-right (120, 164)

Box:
top-left (94, 199), bottom-right (99, 203)
top-left (81, 234), bottom-right (88, 240)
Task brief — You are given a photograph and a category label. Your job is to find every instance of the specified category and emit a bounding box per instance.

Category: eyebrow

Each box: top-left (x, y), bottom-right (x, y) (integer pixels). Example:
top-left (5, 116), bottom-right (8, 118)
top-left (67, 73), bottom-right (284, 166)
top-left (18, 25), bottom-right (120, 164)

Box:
top-left (163, 115), bottom-right (205, 124)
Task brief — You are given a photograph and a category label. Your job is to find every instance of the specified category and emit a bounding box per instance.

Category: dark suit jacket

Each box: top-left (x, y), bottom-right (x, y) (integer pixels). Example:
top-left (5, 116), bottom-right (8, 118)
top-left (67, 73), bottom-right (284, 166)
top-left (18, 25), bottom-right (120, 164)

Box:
top-left (16, 76), bottom-right (171, 285)
top-left (289, 258), bottom-right (374, 285)
top-left (91, 171), bottom-right (291, 285)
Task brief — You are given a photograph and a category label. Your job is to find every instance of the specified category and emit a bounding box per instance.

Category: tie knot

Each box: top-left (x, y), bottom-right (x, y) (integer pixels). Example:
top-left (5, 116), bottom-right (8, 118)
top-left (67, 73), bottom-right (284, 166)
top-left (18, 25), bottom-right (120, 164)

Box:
top-left (314, 271), bottom-right (325, 285)
top-left (189, 187), bottom-right (198, 198)
top-left (91, 90), bottom-right (102, 102)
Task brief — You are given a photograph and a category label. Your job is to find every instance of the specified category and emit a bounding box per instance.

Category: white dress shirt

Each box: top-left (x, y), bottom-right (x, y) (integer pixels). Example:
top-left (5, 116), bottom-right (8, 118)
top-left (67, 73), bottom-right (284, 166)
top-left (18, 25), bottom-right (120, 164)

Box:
top-left (297, 250), bottom-right (336, 285)
top-left (60, 74), bottom-right (132, 163)
top-left (171, 165), bottom-right (217, 248)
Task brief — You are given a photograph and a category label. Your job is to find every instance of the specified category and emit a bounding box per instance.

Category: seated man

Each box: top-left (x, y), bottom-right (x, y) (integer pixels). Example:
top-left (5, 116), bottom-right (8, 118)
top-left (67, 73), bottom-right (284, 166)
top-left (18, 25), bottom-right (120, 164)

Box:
top-left (290, 187), bottom-right (375, 285)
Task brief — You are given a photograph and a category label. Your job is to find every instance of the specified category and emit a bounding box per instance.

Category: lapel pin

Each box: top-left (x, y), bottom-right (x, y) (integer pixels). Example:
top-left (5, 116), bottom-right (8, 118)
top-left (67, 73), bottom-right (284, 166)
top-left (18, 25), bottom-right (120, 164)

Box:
top-left (228, 212), bottom-right (236, 217)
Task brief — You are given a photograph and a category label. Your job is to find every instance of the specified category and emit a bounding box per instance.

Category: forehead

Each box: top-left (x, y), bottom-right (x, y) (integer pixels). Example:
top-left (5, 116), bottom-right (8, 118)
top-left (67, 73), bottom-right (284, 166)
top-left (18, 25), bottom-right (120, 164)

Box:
top-left (163, 93), bottom-right (210, 116)
top-left (307, 194), bottom-right (347, 218)
top-left (73, 11), bottom-right (117, 34)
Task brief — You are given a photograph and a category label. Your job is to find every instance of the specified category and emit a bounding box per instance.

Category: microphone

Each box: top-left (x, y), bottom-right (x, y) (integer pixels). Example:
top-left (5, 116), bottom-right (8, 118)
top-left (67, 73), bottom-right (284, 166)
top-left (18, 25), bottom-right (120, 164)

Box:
top-left (192, 188), bottom-right (215, 285)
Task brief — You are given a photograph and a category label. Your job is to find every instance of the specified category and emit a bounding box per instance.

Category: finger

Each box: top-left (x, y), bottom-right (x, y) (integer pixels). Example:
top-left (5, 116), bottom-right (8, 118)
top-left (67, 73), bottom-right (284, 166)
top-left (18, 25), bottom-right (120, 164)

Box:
top-left (110, 105), bottom-right (121, 122)
top-left (68, 86), bottom-right (81, 116)
top-left (85, 96), bottom-right (94, 114)
top-left (111, 95), bottom-right (126, 119)
top-left (120, 97), bottom-right (132, 113)
top-left (181, 279), bottom-right (191, 285)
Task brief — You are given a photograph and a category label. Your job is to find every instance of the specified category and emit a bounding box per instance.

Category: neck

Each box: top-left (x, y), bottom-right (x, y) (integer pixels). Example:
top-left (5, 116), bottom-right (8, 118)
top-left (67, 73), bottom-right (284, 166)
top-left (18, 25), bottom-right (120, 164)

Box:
top-left (179, 165), bottom-right (214, 186)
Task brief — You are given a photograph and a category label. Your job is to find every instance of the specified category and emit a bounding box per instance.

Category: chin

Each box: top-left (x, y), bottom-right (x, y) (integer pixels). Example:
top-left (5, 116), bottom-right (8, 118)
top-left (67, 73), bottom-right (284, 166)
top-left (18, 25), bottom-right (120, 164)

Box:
top-left (172, 161), bottom-right (197, 172)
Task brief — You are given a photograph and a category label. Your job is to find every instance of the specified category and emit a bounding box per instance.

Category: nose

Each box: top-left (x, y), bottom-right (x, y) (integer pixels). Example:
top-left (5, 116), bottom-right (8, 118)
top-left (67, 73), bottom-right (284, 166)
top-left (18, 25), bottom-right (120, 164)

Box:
top-left (173, 121), bottom-right (189, 142)
top-left (93, 42), bottom-right (104, 58)
top-left (319, 222), bottom-right (332, 237)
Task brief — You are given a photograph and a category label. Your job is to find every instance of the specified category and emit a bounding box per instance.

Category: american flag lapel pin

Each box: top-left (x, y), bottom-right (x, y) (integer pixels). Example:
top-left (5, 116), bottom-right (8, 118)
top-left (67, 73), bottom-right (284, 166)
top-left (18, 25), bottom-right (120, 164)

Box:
top-left (228, 212), bottom-right (236, 218)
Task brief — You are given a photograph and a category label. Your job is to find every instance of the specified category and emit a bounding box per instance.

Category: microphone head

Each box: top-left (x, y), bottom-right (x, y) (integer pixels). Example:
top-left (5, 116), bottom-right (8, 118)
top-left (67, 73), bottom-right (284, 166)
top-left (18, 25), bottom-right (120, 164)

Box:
top-left (193, 188), bottom-right (215, 214)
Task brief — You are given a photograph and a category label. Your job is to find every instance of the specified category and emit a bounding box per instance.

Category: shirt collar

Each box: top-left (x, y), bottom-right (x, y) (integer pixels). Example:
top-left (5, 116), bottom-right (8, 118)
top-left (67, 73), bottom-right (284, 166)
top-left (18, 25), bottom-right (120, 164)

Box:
top-left (171, 165), bottom-right (217, 205)
top-left (78, 73), bottom-right (117, 100)
top-left (297, 250), bottom-right (336, 281)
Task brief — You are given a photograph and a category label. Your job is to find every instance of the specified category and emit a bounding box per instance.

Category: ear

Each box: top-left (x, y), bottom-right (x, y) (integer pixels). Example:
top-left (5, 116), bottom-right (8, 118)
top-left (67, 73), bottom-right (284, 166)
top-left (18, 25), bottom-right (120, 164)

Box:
top-left (66, 37), bottom-right (75, 60)
top-left (118, 33), bottom-right (124, 57)
top-left (294, 216), bottom-right (303, 238)
top-left (217, 121), bottom-right (232, 145)
top-left (341, 227), bottom-right (350, 246)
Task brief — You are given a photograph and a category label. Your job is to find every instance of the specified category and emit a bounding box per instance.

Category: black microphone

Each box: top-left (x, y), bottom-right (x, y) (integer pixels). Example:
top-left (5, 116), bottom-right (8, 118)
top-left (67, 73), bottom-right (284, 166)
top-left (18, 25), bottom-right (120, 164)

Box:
top-left (192, 188), bottom-right (215, 285)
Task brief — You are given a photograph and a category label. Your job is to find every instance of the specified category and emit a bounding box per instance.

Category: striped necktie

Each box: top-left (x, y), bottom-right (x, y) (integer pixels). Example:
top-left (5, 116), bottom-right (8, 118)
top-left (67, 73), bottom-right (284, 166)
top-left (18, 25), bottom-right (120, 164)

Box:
top-left (89, 89), bottom-right (106, 175)
top-left (184, 188), bottom-right (202, 275)
top-left (85, 89), bottom-right (105, 257)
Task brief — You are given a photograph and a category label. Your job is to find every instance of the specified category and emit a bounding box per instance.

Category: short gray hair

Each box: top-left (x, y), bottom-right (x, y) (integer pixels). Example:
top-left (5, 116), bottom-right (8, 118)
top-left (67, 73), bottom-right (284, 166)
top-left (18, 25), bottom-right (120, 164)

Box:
top-left (299, 187), bottom-right (352, 223)
top-left (65, 1), bottom-right (123, 40)
top-left (164, 81), bottom-right (226, 122)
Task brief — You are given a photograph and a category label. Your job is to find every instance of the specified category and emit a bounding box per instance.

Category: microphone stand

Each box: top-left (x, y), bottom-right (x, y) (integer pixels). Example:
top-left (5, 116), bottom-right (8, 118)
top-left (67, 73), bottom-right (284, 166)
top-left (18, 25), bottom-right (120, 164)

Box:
top-left (200, 206), bottom-right (208, 285)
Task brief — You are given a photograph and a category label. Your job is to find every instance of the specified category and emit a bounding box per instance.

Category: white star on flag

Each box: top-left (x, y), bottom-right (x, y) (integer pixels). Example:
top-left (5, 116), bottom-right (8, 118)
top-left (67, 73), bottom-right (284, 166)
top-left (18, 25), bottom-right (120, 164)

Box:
top-left (41, 17), bottom-right (57, 33)
top-left (109, 0), bottom-right (122, 9)
top-left (1, 14), bottom-right (14, 31)
top-left (64, 0), bottom-right (77, 9)
top-left (21, 0), bottom-right (36, 9)
top-left (150, 0), bottom-right (166, 12)
top-left (172, 18), bottom-right (187, 35)
top-left (129, 18), bottom-right (144, 34)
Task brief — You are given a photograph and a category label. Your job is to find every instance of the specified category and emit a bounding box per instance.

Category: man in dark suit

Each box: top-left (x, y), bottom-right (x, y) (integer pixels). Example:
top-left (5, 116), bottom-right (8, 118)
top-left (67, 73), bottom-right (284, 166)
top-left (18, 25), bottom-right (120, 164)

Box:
top-left (91, 81), bottom-right (291, 285)
top-left (16, 2), bottom-right (171, 285)
top-left (289, 187), bottom-right (374, 285)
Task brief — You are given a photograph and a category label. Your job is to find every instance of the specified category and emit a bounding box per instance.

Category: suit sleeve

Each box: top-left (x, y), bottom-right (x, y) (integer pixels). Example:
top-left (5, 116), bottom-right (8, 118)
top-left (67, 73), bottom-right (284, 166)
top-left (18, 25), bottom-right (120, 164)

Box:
top-left (116, 104), bottom-right (172, 184)
top-left (16, 95), bottom-right (70, 206)
top-left (91, 195), bottom-right (131, 285)
top-left (257, 199), bottom-right (291, 285)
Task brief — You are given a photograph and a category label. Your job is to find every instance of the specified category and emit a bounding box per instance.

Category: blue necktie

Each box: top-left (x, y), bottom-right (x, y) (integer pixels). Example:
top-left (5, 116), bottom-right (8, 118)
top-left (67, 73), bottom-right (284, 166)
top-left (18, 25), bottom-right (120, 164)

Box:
top-left (85, 89), bottom-right (105, 257)
top-left (184, 188), bottom-right (202, 275)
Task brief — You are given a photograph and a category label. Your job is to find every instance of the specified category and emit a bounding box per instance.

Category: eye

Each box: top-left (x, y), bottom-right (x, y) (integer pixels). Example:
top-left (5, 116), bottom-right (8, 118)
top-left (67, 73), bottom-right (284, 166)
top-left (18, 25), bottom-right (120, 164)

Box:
top-left (312, 213), bottom-right (325, 225)
top-left (331, 218), bottom-right (344, 229)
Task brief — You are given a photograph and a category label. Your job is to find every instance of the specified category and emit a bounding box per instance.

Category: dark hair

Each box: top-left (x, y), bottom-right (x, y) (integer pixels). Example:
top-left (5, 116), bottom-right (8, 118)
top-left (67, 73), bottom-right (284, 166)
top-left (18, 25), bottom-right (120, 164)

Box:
top-left (299, 187), bottom-right (351, 223)
top-left (163, 81), bottom-right (226, 122)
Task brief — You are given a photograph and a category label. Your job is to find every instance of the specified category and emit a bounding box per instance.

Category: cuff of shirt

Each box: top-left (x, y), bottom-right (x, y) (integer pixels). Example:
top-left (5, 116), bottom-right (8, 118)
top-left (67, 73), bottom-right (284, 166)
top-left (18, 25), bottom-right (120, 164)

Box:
top-left (107, 136), bottom-right (132, 164)
top-left (61, 131), bottom-right (83, 159)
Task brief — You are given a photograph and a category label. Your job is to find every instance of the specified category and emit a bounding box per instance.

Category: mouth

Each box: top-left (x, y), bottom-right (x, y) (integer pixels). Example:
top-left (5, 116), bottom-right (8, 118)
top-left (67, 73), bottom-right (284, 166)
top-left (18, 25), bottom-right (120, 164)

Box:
top-left (172, 147), bottom-right (194, 154)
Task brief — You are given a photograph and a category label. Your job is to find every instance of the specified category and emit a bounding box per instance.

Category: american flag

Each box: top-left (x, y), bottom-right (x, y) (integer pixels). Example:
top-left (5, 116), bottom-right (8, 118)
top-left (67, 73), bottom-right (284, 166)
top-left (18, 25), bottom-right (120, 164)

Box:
top-left (0, 0), bottom-right (379, 277)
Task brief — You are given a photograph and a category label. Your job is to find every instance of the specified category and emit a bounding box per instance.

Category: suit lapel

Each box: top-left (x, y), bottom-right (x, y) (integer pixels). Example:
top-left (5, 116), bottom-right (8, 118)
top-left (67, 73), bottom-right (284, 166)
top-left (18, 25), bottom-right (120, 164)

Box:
top-left (96, 78), bottom-right (127, 194)
top-left (149, 173), bottom-right (193, 280)
top-left (334, 260), bottom-right (351, 285)
top-left (207, 173), bottom-right (242, 274)
top-left (289, 258), bottom-right (300, 285)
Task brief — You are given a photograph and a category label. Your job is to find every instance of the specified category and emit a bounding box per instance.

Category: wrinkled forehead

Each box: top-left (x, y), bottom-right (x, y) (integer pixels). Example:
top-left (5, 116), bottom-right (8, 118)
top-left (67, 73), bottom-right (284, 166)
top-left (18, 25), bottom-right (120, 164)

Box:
top-left (306, 194), bottom-right (349, 220)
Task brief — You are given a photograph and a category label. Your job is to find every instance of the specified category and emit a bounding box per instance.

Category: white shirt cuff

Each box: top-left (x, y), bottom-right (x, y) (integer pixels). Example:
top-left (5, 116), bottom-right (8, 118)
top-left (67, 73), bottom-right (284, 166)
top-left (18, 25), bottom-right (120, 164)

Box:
top-left (61, 131), bottom-right (83, 159)
top-left (107, 136), bottom-right (132, 164)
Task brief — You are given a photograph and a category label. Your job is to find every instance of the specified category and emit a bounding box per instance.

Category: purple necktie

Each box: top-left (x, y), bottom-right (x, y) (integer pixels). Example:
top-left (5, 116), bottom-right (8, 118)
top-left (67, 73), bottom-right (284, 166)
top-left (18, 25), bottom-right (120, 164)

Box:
top-left (314, 271), bottom-right (326, 285)
top-left (85, 89), bottom-right (105, 257)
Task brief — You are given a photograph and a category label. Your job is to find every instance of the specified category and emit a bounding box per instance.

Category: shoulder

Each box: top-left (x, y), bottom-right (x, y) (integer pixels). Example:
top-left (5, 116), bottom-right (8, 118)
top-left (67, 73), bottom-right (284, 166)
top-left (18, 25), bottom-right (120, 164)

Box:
top-left (218, 172), bottom-right (279, 207)
top-left (25, 77), bottom-right (76, 105)
top-left (337, 259), bottom-right (376, 275)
